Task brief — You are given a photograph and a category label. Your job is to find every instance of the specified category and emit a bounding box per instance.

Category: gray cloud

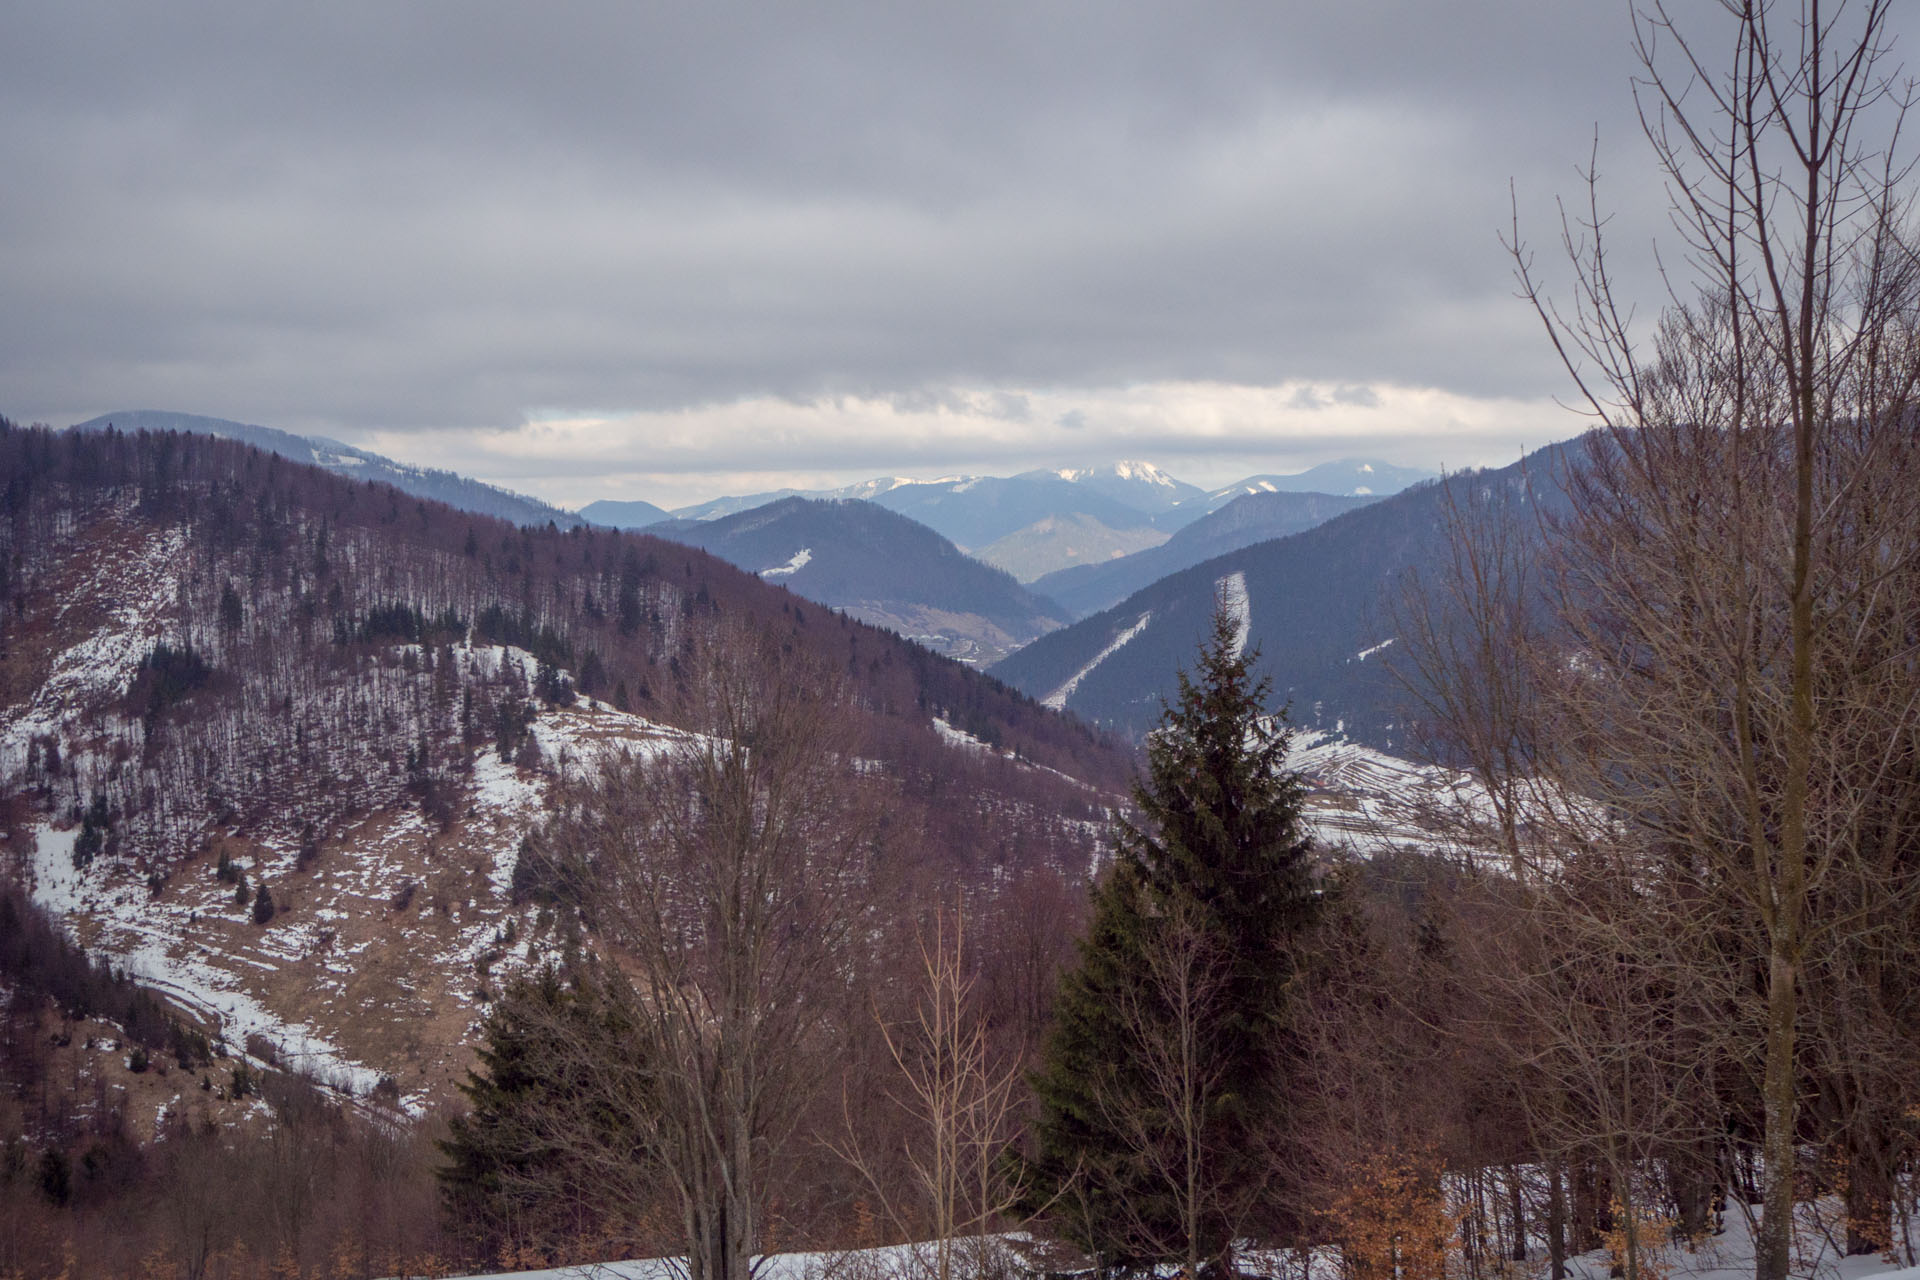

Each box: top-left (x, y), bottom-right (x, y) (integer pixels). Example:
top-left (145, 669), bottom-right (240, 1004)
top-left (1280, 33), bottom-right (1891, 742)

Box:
top-left (1, 1), bottom-right (1878, 498)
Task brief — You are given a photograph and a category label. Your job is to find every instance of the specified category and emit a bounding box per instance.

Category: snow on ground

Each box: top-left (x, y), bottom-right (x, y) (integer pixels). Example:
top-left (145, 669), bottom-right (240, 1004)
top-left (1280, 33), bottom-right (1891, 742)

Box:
top-left (458, 642), bottom-right (541, 686)
top-left (16, 643), bottom-right (694, 1115)
top-left (762, 548), bottom-right (813, 578)
top-left (28, 823), bottom-right (396, 1103)
top-left (1215, 570), bottom-right (1251, 659)
top-left (1354, 637), bottom-right (1395, 662)
top-left (1286, 730), bottom-right (1503, 856)
top-left (28, 824), bottom-right (85, 914)
top-left (0, 522), bottom-right (187, 777)
top-left (426, 1209), bottom-right (1920, 1280)
top-left (930, 716), bottom-right (992, 752)
top-left (1285, 727), bottom-right (1596, 865)
top-left (1044, 611), bottom-right (1153, 711)
top-left (469, 752), bottom-right (545, 897)
top-left (11, 618), bottom-right (721, 1116)
top-left (450, 1236), bottom-right (1041, 1280)
top-left (467, 689), bottom-right (685, 897)
top-left (1542, 1200), bottom-right (1920, 1280)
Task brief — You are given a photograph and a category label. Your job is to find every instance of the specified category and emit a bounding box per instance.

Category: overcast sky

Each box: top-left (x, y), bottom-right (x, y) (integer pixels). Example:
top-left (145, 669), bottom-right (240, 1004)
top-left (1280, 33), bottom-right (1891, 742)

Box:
top-left (0, 3), bottom-right (1765, 508)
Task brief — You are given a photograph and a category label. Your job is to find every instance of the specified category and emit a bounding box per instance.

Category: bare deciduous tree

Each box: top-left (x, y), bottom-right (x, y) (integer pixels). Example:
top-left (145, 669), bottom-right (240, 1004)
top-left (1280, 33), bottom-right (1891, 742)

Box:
top-left (1503, 5), bottom-right (1920, 1278)
top-left (839, 907), bottom-right (1029, 1280)
top-left (1387, 466), bottom-right (1553, 879)
top-left (534, 618), bottom-right (888, 1280)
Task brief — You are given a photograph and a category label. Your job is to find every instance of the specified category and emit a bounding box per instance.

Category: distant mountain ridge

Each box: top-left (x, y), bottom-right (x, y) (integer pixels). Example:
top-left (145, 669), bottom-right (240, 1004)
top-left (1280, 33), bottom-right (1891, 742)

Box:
top-left (990, 445), bottom-right (1572, 747)
top-left (976, 513), bottom-right (1171, 583)
top-left (1166, 459), bottom-right (1435, 525)
top-left (584, 456), bottom-right (1436, 597)
top-left (645, 496), bottom-right (1071, 664)
top-left (71, 410), bottom-right (586, 529)
top-left (578, 497), bottom-right (670, 528)
top-left (1015, 460), bottom-right (1202, 515)
top-left (1034, 488), bottom-right (1382, 618)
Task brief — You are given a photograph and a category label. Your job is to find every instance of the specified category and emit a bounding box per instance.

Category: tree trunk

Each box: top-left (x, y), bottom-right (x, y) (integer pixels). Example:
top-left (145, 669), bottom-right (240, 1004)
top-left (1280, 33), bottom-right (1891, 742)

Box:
top-left (1571, 1161), bottom-right (1607, 1255)
top-left (1756, 945), bottom-right (1799, 1280)
top-left (1845, 1128), bottom-right (1891, 1257)
top-left (1548, 1163), bottom-right (1568, 1280)
top-left (1508, 1165), bottom-right (1528, 1262)
top-left (1670, 1141), bottom-right (1716, 1242)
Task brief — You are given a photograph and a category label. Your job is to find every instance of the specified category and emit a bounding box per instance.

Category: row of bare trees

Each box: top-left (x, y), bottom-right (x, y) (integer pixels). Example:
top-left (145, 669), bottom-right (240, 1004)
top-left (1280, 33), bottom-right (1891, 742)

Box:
top-left (1392, 6), bottom-right (1920, 1280)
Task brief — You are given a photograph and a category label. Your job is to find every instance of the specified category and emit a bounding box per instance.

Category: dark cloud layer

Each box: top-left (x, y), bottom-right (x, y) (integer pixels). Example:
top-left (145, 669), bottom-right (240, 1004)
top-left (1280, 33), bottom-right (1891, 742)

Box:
top-left (2, 3), bottom-right (1861, 497)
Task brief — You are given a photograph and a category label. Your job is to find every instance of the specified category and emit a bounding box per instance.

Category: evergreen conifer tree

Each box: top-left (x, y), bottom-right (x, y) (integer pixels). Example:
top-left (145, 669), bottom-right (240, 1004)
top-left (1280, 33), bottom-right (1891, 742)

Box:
top-left (439, 967), bottom-right (651, 1260)
top-left (1022, 602), bottom-right (1316, 1276)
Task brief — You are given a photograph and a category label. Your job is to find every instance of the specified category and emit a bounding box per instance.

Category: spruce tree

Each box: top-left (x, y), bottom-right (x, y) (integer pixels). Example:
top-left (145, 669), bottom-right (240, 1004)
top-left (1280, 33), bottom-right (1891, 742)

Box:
top-left (439, 967), bottom-right (652, 1260)
top-left (1022, 602), bottom-right (1316, 1276)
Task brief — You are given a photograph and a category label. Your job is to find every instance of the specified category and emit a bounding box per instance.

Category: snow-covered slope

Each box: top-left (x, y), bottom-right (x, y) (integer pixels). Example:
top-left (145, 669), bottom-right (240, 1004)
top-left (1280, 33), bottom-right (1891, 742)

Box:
top-left (22, 641), bottom-right (684, 1114)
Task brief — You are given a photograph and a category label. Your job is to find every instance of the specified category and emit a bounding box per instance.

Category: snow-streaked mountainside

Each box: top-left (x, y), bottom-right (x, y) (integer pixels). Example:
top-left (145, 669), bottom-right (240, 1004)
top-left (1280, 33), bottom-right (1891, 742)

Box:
top-left (71, 410), bottom-right (587, 529)
top-left (25, 666), bottom-right (683, 1114)
top-left (1016, 459), bottom-right (1203, 514)
top-left (992, 444), bottom-right (1574, 745)
top-left (0, 422), bottom-right (1570, 1159)
top-left (0, 423), bottom-right (1137, 1119)
top-left (644, 497), bottom-right (1070, 664)
top-left (1034, 488), bottom-right (1380, 618)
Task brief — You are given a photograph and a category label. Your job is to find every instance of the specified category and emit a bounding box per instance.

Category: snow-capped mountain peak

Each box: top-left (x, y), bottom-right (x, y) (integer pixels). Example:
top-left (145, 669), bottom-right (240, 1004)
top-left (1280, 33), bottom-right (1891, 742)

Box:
top-left (1050, 460), bottom-right (1179, 488)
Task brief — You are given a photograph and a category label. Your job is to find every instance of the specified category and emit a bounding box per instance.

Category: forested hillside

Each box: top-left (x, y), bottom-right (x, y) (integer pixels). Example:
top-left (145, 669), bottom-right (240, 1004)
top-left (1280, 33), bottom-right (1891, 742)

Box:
top-left (0, 419), bottom-right (1139, 1271)
top-left (644, 496), bottom-right (1071, 664)
top-left (72, 411), bottom-right (590, 530)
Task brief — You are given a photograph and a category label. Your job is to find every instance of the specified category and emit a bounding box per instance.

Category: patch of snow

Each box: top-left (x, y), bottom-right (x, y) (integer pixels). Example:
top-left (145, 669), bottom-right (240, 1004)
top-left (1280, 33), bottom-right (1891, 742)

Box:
top-left (28, 819), bottom-right (398, 1107)
top-left (451, 1235), bottom-right (1045, 1280)
top-left (1216, 571), bottom-right (1251, 659)
top-left (0, 524), bottom-right (187, 777)
top-left (930, 716), bottom-right (991, 752)
top-left (1359, 462), bottom-right (1374, 473)
top-left (1353, 485), bottom-right (1373, 495)
top-left (29, 825), bottom-right (86, 914)
top-left (1355, 637), bottom-right (1396, 662)
top-left (1287, 729), bottom-right (1478, 852)
top-left (1110, 460), bottom-right (1176, 486)
top-left (1043, 611), bottom-right (1153, 710)
top-left (761, 548), bottom-right (813, 578)
top-left (469, 754), bottom-right (544, 896)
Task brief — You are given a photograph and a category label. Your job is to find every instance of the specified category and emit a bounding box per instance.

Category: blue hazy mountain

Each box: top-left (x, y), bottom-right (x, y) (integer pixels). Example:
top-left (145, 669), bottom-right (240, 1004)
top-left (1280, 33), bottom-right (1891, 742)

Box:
top-left (71, 411), bottom-right (584, 529)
